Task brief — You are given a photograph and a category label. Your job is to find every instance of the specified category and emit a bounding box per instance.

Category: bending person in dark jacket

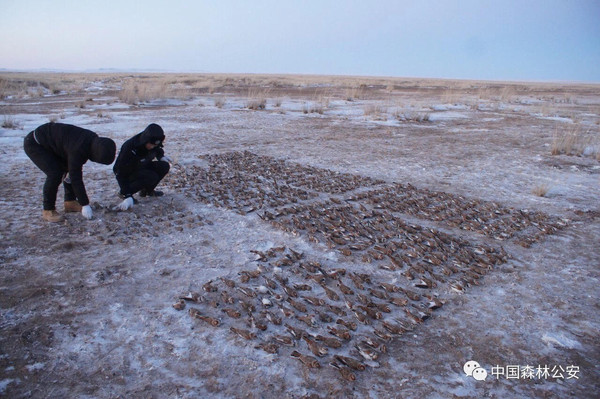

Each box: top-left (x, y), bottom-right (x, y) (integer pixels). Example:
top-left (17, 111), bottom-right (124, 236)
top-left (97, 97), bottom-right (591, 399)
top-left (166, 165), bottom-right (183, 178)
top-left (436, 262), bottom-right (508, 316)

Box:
top-left (23, 122), bottom-right (116, 222)
top-left (113, 123), bottom-right (171, 210)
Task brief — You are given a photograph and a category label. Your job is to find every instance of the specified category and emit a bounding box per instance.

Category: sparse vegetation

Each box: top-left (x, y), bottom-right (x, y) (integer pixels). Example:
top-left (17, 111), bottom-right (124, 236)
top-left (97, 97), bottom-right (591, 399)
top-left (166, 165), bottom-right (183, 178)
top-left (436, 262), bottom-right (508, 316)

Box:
top-left (551, 125), bottom-right (599, 159)
top-left (345, 85), bottom-right (366, 101)
top-left (246, 88), bottom-right (269, 110)
top-left (532, 184), bottom-right (550, 197)
top-left (214, 97), bottom-right (225, 108)
top-left (393, 110), bottom-right (431, 123)
top-left (2, 115), bottom-right (20, 129)
top-left (363, 104), bottom-right (388, 120)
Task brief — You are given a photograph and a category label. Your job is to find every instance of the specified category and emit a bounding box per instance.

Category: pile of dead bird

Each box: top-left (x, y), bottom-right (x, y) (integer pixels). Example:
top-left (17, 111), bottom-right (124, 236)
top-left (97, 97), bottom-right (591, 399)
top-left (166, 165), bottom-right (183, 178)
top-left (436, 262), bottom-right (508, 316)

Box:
top-left (175, 247), bottom-right (453, 381)
top-left (164, 152), bottom-right (571, 380)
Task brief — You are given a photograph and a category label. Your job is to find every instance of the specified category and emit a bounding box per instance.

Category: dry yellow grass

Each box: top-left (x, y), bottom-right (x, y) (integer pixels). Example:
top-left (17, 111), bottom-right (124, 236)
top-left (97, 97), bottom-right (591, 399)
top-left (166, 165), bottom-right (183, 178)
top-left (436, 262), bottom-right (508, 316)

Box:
top-left (532, 184), bottom-right (550, 197)
top-left (551, 125), bottom-right (599, 158)
top-left (246, 88), bottom-right (270, 110)
top-left (363, 104), bottom-right (388, 120)
top-left (2, 115), bottom-right (20, 129)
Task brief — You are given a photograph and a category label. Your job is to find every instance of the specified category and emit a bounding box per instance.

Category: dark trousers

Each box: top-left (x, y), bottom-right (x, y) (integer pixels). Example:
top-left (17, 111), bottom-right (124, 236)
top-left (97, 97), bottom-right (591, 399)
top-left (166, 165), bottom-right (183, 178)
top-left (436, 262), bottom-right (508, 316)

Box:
top-left (116, 160), bottom-right (170, 196)
top-left (23, 132), bottom-right (76, 210)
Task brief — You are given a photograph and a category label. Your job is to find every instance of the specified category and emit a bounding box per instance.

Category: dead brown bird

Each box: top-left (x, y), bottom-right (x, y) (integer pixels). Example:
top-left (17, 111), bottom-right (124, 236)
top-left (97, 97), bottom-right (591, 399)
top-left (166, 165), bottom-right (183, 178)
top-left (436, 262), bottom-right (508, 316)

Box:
top-left (413, 276), bottom-right (434, 289)
top-left (202, 280), bottom-right (218, 292)
top-left (400, 288), bottom-right (421, 301)
top-left (220, 291), bottom-right (235, 305)
top-left (263, 310), bottom-right (282, 325)
top-left (328, 268), bottom-right (347, 279)
top-left (355, 343), bottom-right (379, 361)
top-left (285, 323), bottom-right (308, 340)
top-left (291, 351), bottom-right (320, 369)
top-left (230, 326), bottom-right (256, 340)
top-left (379, 282), bottom-right (399, 293)
top-left (287, 298), bottom-right (307, 313)
top-left (246, 314), bottom-right (267, 331)
top-left (358, 305), bottom-right (382, 320)
top-left (239, 269), bottom-right (262, 281)
top-left (219, 277), bottom-right (236, 288)
top-left (348, 273), bottom-right (364, 290)
top-left (327, 326), bottom-right (351, 340)
top-left (172, 299), bottom-right (185, 311)
top-left (369, 288), bottom-right (389, 300)
top-left (282, 284), bottom-right (298, 298)
top-left (427, 297), bottom-right (444, 310)
top-left (373, 328), bottom-right (394, 341)
top-left (382, 320), bottom-right (406, 335)
top-left (329, 362), bottom-right (356, 381)
top-left (236, 286), bottom-right (257, 298)
top-left (296, 314), bottom-right (317, 327)
top-left (222, 308), bottom-right (242, 318)
top-left (189, 309), bottom-right (220, 327)
top-left (328, 304), bottom-right (347, 317)
top-left (315, 335), bottom-right (342, 349)
top-left (337, 281), bottom-right (354, 296)
top-left (352, 309), bottom-right (371, 325)
top-left (303, 335), bottom-right (328, 357)
top-left (321, 285), bottom-right (340, 301)
top-left (255, 342), bottom-right (279, 354)
top-left (179, 292), bottom-right (203, 302)
top-left (239, 300), bottom-right (256, 314)
top-left (263, 276), bottom-right (278, 290)
top-left (334, 355), bottom-right (366, 371)
top-left (303, 296), bottom-right (325, 307)
top-left (293, 283), bottom-right (312, 291)
top-left (272, 334), bottom-right (295, 346)
top-left (356, 294), bottom-right (370, 305)
top-left (373, 302), bottom-right (391, 313)
top-left (362, 337), bottom-right (387, 353)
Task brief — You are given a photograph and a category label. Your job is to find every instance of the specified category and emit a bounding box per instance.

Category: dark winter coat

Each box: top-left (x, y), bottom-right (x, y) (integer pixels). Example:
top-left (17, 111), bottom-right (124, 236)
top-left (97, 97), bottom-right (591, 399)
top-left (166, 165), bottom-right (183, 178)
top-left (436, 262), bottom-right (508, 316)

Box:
top-left (31, 122), bottom-right (115, 206)
top-left (113, 124), bottom-right (165, 180)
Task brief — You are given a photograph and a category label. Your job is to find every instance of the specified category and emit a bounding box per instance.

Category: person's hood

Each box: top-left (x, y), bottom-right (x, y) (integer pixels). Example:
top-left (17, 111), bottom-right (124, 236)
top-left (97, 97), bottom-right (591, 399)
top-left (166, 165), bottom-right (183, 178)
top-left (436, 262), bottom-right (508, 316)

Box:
top-left (138, 123), bottom-right (165, 147)
top-left (89, 137), bottom-right (116, 164)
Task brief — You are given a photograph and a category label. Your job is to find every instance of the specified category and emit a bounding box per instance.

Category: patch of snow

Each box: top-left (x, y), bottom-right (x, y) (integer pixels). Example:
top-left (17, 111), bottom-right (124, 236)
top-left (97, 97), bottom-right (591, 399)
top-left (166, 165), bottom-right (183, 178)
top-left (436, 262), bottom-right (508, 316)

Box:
top-left (541, 333), bottom-right (582, 349)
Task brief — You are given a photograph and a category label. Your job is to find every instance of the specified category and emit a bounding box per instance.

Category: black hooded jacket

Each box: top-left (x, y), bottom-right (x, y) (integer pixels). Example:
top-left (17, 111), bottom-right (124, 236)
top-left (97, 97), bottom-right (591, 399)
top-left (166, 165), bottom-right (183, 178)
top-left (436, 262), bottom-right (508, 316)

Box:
top-left (32, 122), bottom-right (116, 206)
top-left (113, 124), bottom-right (165, 178)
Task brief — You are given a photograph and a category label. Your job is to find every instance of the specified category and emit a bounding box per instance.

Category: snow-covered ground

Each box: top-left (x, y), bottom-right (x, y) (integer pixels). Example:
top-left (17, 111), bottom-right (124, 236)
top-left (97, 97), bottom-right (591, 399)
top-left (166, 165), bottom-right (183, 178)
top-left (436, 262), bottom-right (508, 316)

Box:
top-left (0, 75), bottom-right (599, 398)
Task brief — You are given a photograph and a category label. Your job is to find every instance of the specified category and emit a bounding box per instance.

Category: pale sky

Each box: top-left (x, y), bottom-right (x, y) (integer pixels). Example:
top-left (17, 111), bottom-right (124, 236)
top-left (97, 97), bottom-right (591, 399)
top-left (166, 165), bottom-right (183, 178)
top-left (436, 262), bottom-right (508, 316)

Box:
top-left (1, 0), bottom-right (599, 82)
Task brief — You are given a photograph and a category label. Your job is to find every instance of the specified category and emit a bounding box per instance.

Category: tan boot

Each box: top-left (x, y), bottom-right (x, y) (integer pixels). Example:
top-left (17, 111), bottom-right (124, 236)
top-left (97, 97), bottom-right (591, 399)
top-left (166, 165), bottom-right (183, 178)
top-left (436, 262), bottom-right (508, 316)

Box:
top-left (42, 210), bottom-right (64, 222)
top-left (64, 200), bottom-right (82, 213)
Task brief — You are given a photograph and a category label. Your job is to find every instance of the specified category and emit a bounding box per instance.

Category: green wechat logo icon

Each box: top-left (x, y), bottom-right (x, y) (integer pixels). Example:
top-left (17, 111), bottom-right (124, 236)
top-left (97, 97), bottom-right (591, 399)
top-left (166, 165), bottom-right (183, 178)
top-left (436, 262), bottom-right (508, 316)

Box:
top-left (464, 360), bottom-right (488, 381)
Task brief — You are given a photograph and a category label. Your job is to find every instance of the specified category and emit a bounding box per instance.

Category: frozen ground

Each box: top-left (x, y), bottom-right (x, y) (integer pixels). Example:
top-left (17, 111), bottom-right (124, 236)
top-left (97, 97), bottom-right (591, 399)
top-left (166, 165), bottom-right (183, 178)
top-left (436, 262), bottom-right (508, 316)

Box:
top-left (0, 75), bottom-right (599, 398)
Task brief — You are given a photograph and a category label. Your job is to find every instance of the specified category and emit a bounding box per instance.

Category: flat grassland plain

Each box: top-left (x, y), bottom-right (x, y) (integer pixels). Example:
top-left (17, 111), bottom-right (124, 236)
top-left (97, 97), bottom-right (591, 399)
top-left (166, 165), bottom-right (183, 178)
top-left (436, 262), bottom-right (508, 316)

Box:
top-left (1, 73), bottom-right (599, 398)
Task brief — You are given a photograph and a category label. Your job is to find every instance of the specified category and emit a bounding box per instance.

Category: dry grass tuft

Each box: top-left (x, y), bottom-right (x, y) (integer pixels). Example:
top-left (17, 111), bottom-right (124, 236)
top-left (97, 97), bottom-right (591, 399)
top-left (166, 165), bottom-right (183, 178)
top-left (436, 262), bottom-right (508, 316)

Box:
top-left (551, 125), bottom-right (599, 159)
top-left (214, 97), bottom-right (225, 108)
top-left (345, 85), bottom-right (366, 101)
top-left (532, 184), bottom-right (550, 197)
top-left (394, 111), bottom-right (431, 123)
top-left (2, 115), bottom-right (20, 129)
top-left (246, 88), bottom-right (269, 110)
top-left (302, 93), bottom-right (330, 115)
top-left (364, 104), bottom-right (388, 120)
top-left (117, 79), bottom-right (169, 104)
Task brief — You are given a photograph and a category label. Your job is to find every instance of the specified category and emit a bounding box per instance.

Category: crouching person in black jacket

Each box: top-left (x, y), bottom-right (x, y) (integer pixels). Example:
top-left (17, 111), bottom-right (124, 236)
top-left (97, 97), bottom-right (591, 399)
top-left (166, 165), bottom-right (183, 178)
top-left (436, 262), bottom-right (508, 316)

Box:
top-left (113, 123), bottom-right (171, 211)
top-left (23, 122), bottom-right (116, 222)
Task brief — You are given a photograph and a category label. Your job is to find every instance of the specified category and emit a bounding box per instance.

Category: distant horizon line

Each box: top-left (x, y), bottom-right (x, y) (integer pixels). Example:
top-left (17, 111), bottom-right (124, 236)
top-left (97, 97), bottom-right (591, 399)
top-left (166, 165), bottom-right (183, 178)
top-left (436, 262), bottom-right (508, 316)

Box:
top-left (1, 67), bottom-right (598, 85)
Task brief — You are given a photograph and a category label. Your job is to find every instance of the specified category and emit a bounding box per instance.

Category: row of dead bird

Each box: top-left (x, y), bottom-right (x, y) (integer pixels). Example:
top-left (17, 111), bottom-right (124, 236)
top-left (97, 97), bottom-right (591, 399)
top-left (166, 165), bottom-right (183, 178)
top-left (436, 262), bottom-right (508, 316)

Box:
top-left (167, 151), bottom-right (383, 214)
top-left (202, 151), bottom-right (383, 195)
top-left (174, 246), bottom-right (483, 381)
top-left (167, 151), bottom-right (565, 249)
top-left (263, 199), bottom-right (508, 290)
top-left (67, 201), bottom-right (206, 243)
top-left (350, 184), bottom-right (567, 246)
